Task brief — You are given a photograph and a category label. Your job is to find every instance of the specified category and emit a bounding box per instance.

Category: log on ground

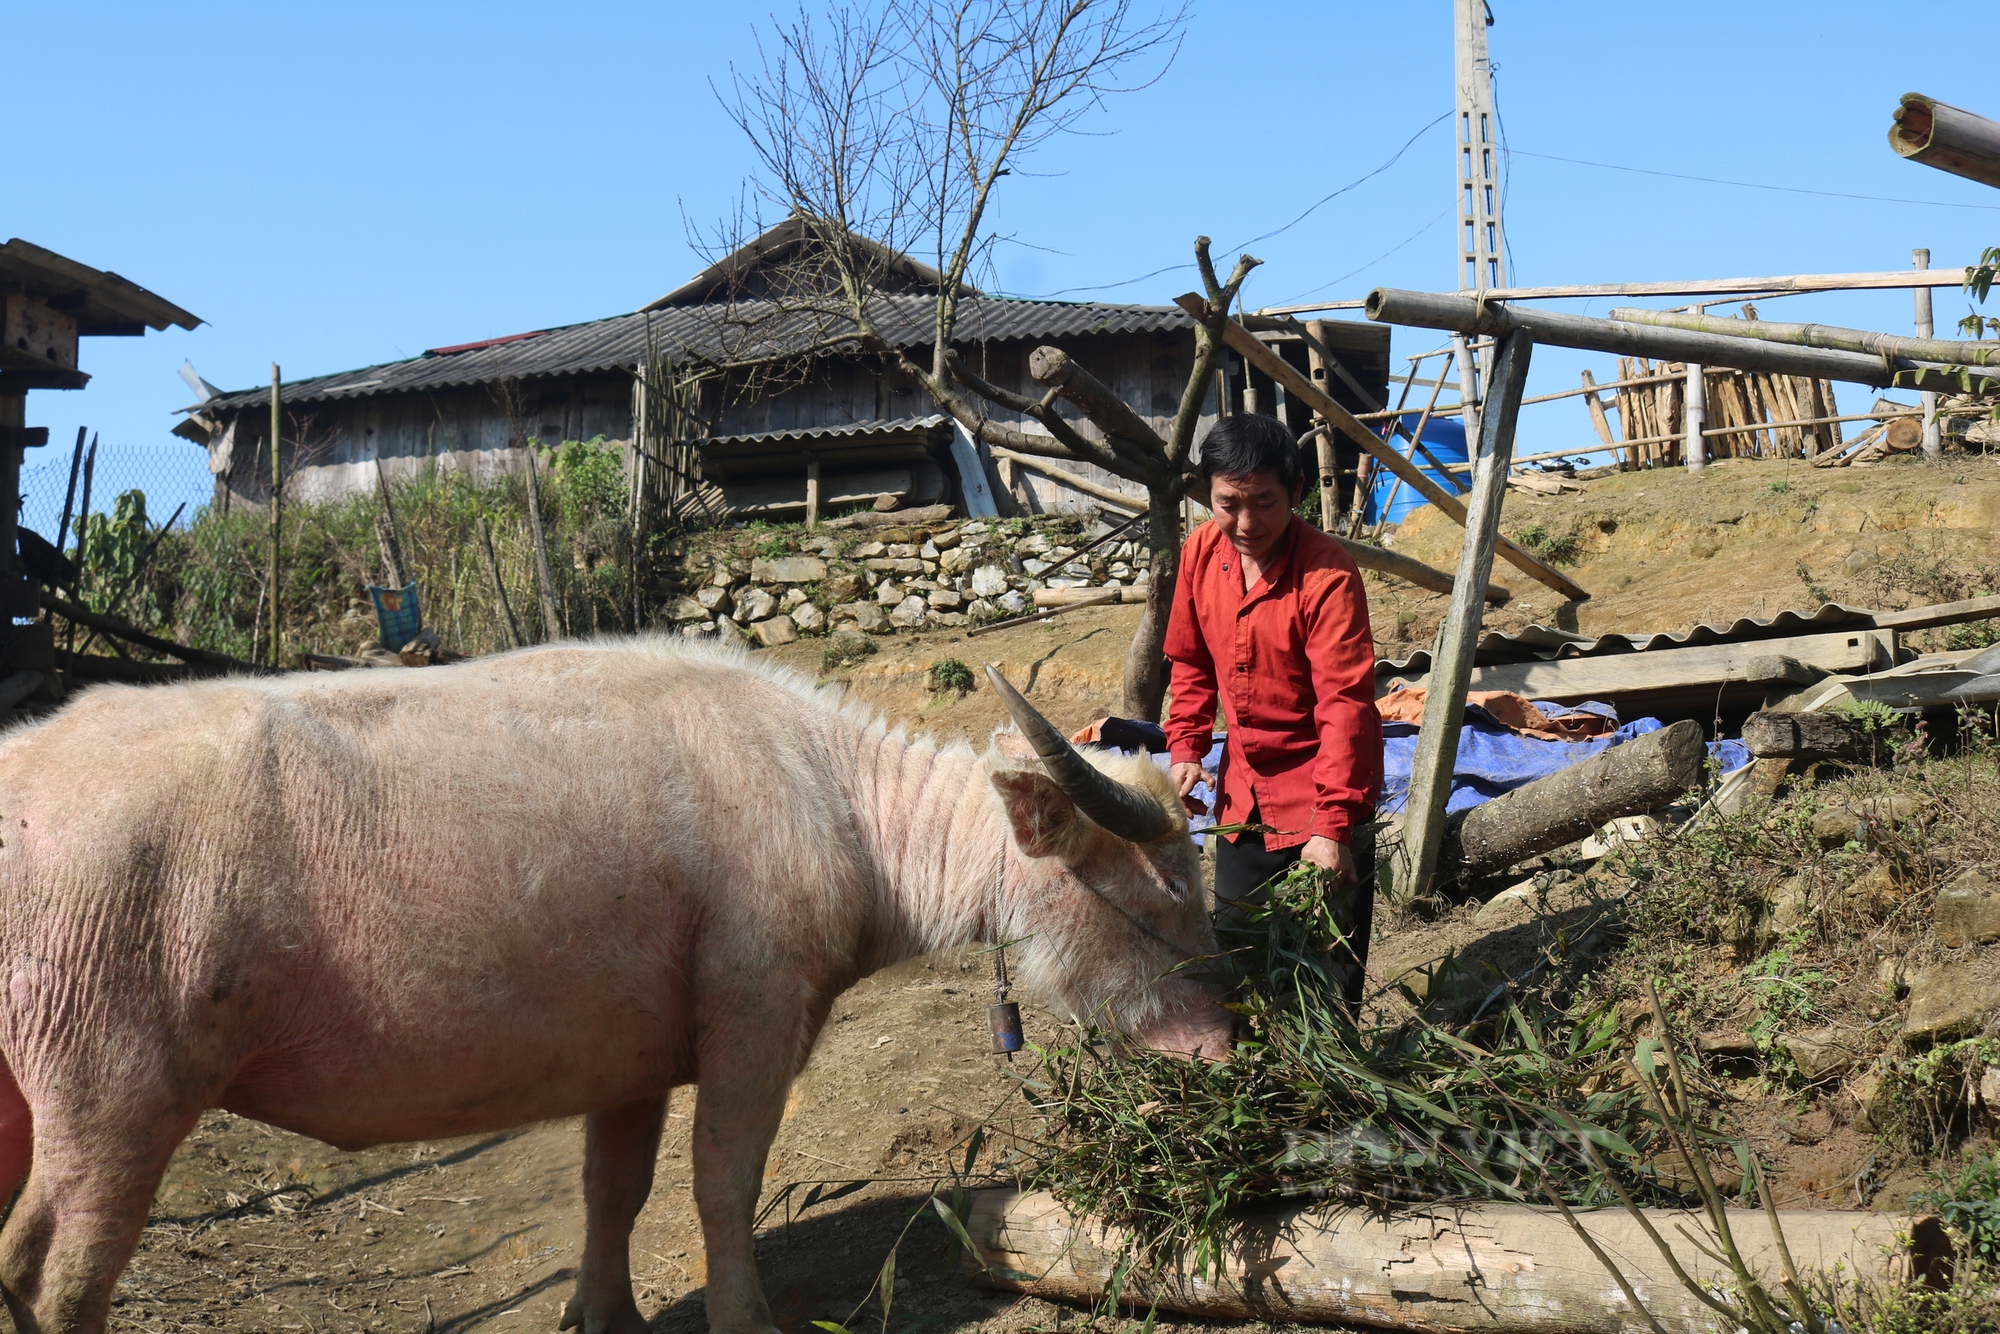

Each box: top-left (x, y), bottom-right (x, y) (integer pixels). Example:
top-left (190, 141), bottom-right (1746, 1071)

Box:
top-left (965, 1188), bottom-right (1943, 1332)
top-left (1441, 719), bottom-right (1705, 879)
top-left (1741, 709), bottom-right (1874, 761)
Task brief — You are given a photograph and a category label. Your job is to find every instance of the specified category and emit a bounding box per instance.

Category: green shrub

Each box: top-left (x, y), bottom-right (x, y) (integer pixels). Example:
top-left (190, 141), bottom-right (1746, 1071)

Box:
top-left (1512, 523), bottom-right (1582, 566)
top-left (94, 441), bottom-right (670, 663)
top-left (926, 658), bottom-right (974, 695)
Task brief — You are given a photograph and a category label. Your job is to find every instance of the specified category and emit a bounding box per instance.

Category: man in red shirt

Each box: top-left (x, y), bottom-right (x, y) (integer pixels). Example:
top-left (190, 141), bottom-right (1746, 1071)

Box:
top-left (1164, 413), bottom-right (1382, 1004)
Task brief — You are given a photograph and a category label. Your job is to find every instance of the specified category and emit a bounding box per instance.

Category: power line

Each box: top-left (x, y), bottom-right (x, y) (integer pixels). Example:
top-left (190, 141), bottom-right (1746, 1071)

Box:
top-left (997, 111), bottom-right (1453, 300)
top-left (1270, 209), bottom-right (1449, 307)
top-left (1508, 147), bottom-right (2000, 211)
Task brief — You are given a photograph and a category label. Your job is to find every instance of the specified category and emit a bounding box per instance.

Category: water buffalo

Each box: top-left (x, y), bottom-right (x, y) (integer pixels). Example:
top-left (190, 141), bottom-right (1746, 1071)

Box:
top-left (0, 640), bottom-right (1229, 1333)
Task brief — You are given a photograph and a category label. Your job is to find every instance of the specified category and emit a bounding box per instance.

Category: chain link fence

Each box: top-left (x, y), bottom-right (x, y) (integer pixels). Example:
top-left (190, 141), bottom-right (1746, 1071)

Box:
top-left (20, 438), bottom-right (214, 546)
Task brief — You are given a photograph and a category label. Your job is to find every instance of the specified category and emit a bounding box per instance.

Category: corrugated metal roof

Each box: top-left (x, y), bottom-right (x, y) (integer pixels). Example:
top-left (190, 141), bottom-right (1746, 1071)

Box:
top-left (199, 295), bottom-right (1192, 414)
top-left (1377, 603), bottom-right (1881, 677)
top-left (702, 415), bottom-right (950, 447)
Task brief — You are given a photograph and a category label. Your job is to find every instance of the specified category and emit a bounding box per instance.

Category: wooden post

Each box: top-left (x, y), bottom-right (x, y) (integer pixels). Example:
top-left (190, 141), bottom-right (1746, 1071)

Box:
top-left (1300, 325), bottom-right (1345, 527)
top-left (269, 364), bottom-right (282, 667)
top-left (1683, 360), bottom-right (1706, 472)
top-left (55, 426), bottom-right (85, 557)
top-left (521, 449), bottom-right (562, 641)
top-left (804, 459), bottom-right (821, 531)
top-left (1391, 327), bottom-right (1533, 903)
top-left (1915, 248), bottom-right (1943, 460)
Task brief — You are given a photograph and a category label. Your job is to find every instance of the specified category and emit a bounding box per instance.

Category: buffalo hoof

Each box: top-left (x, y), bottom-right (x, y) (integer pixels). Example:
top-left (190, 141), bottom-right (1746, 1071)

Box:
top-left (558, 1291), bottom-right (649, 1334)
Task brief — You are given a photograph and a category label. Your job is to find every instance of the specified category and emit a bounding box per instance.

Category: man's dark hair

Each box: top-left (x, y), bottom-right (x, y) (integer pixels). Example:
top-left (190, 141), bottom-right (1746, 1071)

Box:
top-left (1195, 413), bottom-right (1303, 492)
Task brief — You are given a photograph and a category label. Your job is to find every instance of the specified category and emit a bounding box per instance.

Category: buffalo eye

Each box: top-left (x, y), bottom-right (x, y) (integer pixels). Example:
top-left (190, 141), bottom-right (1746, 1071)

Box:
top-left (1165, 876), bottom-right (1189, 900)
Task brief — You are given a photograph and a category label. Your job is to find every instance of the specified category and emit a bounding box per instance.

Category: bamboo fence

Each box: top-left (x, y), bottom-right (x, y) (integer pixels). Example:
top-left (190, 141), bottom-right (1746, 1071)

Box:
top-left (1611, 359), bottom-right (1843, 467)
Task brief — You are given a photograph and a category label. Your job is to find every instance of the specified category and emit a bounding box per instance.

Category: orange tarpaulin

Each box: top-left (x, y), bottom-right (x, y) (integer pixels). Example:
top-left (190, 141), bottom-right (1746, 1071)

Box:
top-left (1374, 685), bottom-right (1615, 743)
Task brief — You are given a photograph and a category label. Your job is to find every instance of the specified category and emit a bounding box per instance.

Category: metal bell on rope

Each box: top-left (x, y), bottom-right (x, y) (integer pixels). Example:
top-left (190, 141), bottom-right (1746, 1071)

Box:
top-left (989, 947), bottom-right (1023, 1058)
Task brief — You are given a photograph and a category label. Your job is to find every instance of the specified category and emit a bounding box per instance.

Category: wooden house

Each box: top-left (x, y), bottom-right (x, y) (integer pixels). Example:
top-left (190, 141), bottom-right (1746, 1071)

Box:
top-left (187, 224), bottom-right (1390, 520)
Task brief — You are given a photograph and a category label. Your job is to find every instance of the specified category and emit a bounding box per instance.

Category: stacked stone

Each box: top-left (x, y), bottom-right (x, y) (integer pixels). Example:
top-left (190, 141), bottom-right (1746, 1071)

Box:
top-left (666, 515), bottom-right (1151, 645)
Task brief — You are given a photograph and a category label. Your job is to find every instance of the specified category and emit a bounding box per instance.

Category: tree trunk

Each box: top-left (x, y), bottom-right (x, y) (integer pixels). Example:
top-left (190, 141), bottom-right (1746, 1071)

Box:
top-left (965, 1189), bottom-right (1943, 1332)
top-left (1442, 719), bottom-right (1704, 880)
top-left (1121, 479), bottom-right (1186, 721)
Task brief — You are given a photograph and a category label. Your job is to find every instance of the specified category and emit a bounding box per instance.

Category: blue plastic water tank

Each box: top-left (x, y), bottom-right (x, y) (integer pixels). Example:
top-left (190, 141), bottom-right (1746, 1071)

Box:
top-left (1365, 414), bottom-right (1468, 526)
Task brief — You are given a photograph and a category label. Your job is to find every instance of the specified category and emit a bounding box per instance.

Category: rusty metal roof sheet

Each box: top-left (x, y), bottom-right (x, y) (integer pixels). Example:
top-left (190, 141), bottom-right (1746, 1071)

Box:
top-left (199, 296), bottom-right (1191, 414)
top-left (1377, 602), bottom-right (1882, 678)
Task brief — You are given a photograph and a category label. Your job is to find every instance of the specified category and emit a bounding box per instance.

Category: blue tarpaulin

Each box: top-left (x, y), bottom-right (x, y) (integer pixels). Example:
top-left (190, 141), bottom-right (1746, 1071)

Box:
top-left (1100, 704), bottom-right (1751, 839)
top-left (1379, 701), bottom-right (1750, 815)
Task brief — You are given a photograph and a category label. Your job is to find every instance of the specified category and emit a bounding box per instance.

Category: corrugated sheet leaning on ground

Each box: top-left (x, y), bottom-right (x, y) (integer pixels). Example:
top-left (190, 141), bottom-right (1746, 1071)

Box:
top-left (1378, 603), bottom-right (1881, 677)
top-left (201, 296), bottom-right (1193, 412)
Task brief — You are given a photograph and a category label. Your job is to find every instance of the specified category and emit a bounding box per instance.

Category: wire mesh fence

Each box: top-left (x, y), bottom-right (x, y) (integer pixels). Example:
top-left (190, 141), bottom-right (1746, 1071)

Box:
top-left (20, 436), bottom-right (213, 546)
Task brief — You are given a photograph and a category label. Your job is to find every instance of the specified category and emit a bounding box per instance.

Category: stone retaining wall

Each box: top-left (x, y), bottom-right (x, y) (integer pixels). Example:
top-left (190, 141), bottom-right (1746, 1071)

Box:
top-left (664, 512), bottom-right (1151, 647)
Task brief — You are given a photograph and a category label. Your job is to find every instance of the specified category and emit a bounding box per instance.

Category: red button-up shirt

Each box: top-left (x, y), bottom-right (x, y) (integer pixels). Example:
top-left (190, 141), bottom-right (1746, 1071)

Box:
top-left (1163, 517), bottom-right (1382, 850)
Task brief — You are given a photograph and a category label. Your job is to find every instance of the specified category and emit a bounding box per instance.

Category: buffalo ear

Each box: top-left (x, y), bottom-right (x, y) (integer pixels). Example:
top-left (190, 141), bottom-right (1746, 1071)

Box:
top-left (990, 729), bottom-right (1037, 764)
top-left (990, 769), bottom-right (1078, 858)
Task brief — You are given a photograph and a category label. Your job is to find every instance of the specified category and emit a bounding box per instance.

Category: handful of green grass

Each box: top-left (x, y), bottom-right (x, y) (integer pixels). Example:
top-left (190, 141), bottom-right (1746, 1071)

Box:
top-left (1020, 862), bottom-right (1655, 1267)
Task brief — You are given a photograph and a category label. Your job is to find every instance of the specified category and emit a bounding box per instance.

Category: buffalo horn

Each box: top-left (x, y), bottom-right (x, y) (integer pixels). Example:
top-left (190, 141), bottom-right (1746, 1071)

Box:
top-left (983, 664), bottom-right (1172, 843)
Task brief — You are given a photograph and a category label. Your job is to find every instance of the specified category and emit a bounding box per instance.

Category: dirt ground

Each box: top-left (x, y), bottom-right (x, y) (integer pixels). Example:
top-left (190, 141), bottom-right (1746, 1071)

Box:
top-left (103, 453), bottom-right (1999, 1332)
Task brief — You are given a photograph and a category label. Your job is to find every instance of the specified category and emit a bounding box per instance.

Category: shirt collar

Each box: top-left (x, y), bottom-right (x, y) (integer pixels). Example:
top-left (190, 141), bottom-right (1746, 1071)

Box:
top-left (1240, 516), bottom-right (1298, 601)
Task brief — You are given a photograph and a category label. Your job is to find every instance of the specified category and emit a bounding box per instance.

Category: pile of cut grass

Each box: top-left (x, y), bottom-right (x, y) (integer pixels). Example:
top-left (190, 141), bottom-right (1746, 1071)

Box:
top-left (1018, 862), bottom-right (1662, 1267)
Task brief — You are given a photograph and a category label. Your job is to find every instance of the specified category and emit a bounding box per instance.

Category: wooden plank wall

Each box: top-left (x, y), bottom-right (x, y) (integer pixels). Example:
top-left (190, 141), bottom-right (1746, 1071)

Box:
top-left (212, 330), bottom-right (1212, 514)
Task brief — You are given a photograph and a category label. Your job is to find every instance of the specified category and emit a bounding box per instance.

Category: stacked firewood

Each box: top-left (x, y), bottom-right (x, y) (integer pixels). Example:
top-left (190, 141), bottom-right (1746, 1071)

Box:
top-left (1612, 357), bottom-right (1843, 465)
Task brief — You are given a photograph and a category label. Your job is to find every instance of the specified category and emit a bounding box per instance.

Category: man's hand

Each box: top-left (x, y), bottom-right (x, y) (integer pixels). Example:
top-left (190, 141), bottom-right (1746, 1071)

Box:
top-left (1170, 761), bottom-right (1211, 815)
top-left (1300, 835), bottom-right (1357, 888)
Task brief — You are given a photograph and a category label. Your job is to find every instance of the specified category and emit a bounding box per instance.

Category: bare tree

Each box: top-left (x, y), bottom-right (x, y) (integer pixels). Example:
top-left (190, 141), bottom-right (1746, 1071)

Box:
top-left (715, 0), bottom-right (1251, 721)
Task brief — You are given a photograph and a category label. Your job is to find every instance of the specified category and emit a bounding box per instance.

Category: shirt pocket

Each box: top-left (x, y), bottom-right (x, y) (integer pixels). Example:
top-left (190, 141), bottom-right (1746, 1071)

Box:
top-left (1247, 599), bottom-right (1314, 722)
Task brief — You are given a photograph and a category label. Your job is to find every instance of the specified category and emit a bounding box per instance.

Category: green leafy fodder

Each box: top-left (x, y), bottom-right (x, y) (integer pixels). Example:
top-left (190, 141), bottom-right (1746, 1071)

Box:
top-left (1020, 863), bottom-right (1655, 1268)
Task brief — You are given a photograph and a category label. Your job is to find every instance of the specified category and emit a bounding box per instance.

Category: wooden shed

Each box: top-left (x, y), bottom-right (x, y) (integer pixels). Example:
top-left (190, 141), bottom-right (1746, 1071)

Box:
top-left (187, 225), bottom-right (1390, 520)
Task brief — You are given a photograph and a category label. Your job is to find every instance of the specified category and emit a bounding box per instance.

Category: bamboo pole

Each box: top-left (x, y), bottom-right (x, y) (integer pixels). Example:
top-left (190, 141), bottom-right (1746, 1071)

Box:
top-left (1353, 372), bottom-right (1685, 423)
top-left (1369, 350), bottom-right (1456, 538)
top-left (1889, 92), bottom-right (2000, 190)
top-left (1579, 370), bottom-right (1615, 449)
top-left (1915, 249), bottom-right (1944, 460)
top-left (1607, 407), bottom-right (1917, 452)
top-left (1393, 327), bottom-right (1534, 904)
top-left (1260, 267), bottom-right (1977, 316)
top-left (1683, 361), bottom-right (1707, 472)
top-left (1605, 304), bottom-right (2000, 367)
top-left (373, 457), bottom-right (409, 588)
top-left (268, 365), bottom-right (282, 668)
top-left (1364, 288), bottom-right (1968, 390)
top-left (1175, 294), bottom-right (1587, 602)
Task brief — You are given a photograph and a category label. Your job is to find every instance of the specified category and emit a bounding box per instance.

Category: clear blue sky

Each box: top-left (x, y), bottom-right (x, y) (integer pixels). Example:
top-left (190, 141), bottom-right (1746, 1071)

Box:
top-left (13, 1), bottom-right (2000, 531)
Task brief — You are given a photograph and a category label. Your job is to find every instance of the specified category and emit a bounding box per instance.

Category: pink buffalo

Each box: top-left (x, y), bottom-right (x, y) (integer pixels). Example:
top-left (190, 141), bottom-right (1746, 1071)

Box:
top-left (0, 641), bottom-right (1228, 1333)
